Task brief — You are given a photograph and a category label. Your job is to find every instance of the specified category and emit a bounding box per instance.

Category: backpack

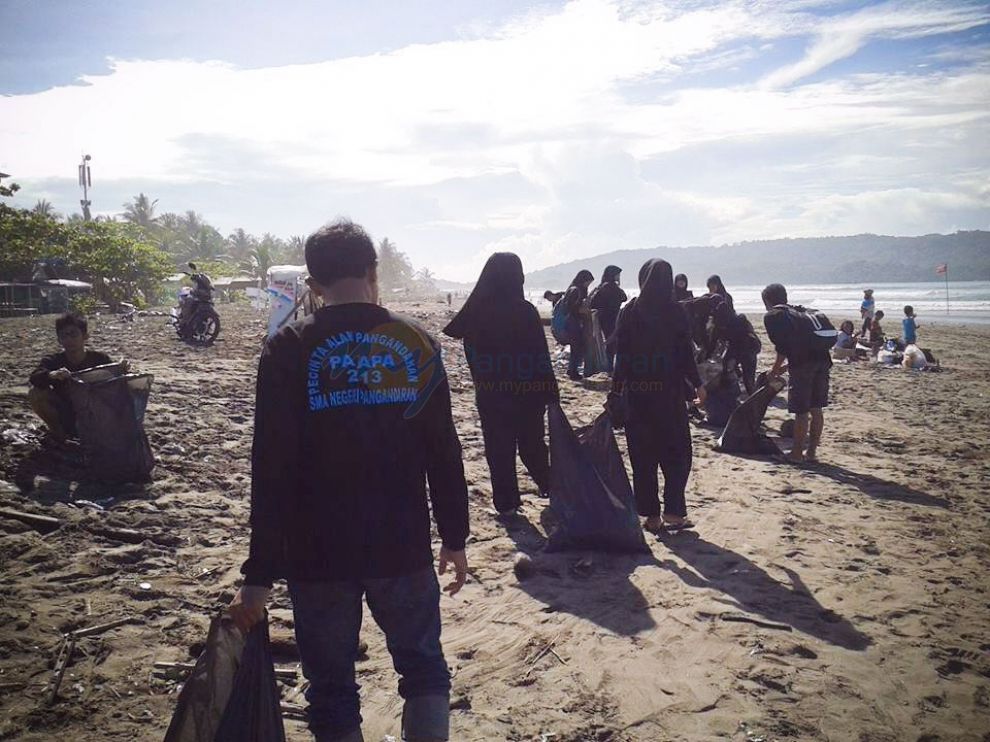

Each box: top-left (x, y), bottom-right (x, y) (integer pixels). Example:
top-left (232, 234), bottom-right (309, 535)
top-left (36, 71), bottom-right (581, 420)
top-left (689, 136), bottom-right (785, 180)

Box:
top-left (775, 304), bottom-right (838, 353)
top-left (551, 292), bottom-right (572, 345)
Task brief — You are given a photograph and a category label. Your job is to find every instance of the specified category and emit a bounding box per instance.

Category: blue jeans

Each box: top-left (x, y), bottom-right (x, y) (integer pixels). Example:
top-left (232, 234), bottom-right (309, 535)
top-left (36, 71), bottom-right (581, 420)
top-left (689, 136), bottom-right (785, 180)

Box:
top-left (289, 568), bottom-right (451, 741)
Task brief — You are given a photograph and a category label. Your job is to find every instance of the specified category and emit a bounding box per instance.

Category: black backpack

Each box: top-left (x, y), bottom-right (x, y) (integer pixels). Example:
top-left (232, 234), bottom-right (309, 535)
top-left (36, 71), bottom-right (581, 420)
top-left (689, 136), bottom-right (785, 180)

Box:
top-left (774, 304), bottom-right (838, 352)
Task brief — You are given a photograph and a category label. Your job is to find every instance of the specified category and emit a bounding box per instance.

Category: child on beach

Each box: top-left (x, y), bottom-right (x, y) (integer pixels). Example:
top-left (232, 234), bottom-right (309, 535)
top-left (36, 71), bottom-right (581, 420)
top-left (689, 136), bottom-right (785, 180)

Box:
top-left (28, 313), bottom-right (114, 444)
top-left (868, 310), bottom-right (886, 349)
top-left (902, 306), bottom-right (920, 345)
top-left (860, 289), bottom-right (875, 336)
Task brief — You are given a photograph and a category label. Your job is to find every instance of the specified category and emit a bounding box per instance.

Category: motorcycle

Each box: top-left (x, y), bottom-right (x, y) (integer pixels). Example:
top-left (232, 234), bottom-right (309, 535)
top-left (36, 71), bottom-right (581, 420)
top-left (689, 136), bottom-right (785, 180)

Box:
top-left (170, 262), bottom-right (221, 345)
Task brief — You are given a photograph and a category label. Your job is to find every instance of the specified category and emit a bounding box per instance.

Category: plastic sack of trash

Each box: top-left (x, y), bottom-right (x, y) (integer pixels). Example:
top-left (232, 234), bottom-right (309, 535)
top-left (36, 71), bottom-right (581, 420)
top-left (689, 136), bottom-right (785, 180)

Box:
top-left (716, 376), bottom-right (785, 456)
top-left (164, 615), bottom-right (286, 742)
top-left (703, 371), bottom-right (740, 428)
top-left (67, 363), bottom-right (155, 483)
top-left (547, 403), bottom-right (648, 553)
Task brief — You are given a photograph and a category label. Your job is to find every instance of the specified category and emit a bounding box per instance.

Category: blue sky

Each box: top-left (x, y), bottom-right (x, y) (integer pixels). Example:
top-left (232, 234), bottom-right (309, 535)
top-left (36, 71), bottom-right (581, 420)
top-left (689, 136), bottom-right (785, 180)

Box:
top-left (1, 0), bottom-right (988, 280)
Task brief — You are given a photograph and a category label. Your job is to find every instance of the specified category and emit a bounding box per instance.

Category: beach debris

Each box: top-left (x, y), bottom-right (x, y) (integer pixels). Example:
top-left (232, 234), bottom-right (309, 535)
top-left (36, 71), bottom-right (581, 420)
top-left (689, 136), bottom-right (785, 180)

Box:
top-left (46, 635), bottom-right (76, 705)
top-left (70, 616), bottom-right (141, 638)
top-left (0, 507), bottom-right (61, 534)
top-left (720, 613), bottom-right (792, 631)
top-left (513, 553), bottom-right (537, 581)
top-left (155, 661), bottom-right (297, 681)
top-left (139, 582), bottom-right (152, 590)
top-left (279, 702), bottom-right (307, 721)
top-left (525, 635), bottom-right (566, 677)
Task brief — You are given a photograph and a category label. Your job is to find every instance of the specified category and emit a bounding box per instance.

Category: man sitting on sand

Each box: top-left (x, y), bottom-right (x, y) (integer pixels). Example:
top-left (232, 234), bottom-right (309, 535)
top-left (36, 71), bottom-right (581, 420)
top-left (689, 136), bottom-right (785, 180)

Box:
top-left (228, 219), bottom-right (469, 742)
top-left (762, 284), bottom-right (831, 463)
top-left (28, 312), bottom-right (113, 444)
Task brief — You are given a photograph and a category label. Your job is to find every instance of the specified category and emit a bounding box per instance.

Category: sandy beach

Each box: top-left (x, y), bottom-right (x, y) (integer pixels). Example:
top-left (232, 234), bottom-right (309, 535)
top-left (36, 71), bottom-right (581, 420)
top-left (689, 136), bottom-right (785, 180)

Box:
top-left (1, 300), bottom-right (989, 741)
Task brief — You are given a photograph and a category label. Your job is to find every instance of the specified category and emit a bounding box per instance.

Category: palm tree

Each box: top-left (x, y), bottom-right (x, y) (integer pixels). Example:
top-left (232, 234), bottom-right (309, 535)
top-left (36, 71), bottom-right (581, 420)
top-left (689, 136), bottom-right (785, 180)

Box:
top-left (240, 241), bottom-right (281, 285)
top-left (285, 235), bottom-right (305, 263)
top-left (32, 199), bottom-right (57, 218)
top-left (122, 193), bottom-right (159, 229)
top-left (226, 228), bottom-right (257, 261)
top-left (377, 238), bottom-right (413, 293)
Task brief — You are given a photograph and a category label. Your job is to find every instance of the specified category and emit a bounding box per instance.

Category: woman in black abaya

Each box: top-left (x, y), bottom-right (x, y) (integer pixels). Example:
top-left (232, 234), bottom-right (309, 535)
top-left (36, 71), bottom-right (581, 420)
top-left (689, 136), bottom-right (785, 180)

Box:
top-left (611, 259), bottom-right (706, 532)
top-left (444, 253), bottom-right (559, 515)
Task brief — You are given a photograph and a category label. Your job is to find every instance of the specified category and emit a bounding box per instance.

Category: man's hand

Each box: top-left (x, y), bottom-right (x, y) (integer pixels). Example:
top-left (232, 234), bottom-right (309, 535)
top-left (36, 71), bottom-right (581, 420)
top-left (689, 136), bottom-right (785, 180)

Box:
top-left (49, 368), bottom-right (71, 382)
top-left (228, 585), bottom-right (270, 634)
top-left (438, 547), bottom-right (468, 596)
top-left (693, 385), bottom-right (707, 407)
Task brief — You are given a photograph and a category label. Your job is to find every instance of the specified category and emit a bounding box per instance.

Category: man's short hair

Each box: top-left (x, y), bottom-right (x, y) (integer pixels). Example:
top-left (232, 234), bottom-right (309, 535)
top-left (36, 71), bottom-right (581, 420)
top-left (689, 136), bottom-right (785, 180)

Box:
top-left (761, 283), bottom-right (788, 307)
top-left (55, 312), bottom-right (88, 335)
top-left (305, 219), bottom-right (378, 286)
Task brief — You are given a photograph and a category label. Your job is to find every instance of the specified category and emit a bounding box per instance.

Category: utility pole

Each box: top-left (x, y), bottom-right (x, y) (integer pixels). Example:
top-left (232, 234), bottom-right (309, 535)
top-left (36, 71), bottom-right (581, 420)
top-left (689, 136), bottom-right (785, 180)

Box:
top-left (78, 154), bottom-right (92, 220)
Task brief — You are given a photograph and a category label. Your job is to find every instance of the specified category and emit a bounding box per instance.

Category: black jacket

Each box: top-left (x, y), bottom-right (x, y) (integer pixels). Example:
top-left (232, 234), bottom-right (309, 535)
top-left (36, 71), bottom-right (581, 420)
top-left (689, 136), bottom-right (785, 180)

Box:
top-left (612, 298), bottom-right (702, 423)
top-left (589, 283), bottom-right (627, 336)
top-left (29, 350), bottom-right (112, 388)
top-left (461, 300), bottom-right (558, 406)
top-left (242, 303), bottom-right (469, 587)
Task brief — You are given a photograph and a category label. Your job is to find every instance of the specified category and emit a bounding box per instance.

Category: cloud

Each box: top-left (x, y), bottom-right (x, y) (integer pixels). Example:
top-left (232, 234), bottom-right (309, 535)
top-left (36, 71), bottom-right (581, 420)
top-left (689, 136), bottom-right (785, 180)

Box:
top-left (1, 0), bottom-right (988, 280)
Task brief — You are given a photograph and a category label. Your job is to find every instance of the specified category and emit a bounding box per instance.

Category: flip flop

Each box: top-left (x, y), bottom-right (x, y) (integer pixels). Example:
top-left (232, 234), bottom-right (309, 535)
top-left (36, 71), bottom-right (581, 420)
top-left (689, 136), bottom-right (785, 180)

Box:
top-left (662, 519), bottom-right (696, 531)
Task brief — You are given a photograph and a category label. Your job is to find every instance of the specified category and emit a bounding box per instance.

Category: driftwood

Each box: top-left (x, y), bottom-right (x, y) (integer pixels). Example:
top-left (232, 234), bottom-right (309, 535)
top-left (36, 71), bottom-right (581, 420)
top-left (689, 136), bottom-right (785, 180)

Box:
top-left (46, 635), bottom-right (76, 705)
top-left (719, 613), bottom-right (793, 631)
top-left (0, 508), bottom-right (61, 534)
top-left (153, 661), bottom-right (296, 679)
top-left (0, 508), bottom-right (179, 547)
top-left (70, 616), bottom-right (140, 638)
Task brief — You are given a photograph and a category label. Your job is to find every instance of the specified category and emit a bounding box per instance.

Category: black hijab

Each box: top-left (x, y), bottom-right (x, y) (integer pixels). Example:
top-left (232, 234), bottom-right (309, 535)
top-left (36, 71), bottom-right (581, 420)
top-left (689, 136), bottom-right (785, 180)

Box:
top-left (707, 274), bottom-right (727, 295)
top-left (636, 259), bottom-right (675, 316)
top-left (600, 265), bottom-right (621, 283)
top-left (571, 269), bottom-right (594, 288)
top-left (444, 252), bottom-right (525, 339)
top-left (674, 273), bottom-right (691, 301)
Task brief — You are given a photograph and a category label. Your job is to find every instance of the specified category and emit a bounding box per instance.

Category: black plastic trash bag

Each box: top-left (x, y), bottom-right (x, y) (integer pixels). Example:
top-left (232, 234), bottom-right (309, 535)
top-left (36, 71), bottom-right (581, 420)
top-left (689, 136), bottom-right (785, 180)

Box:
top-left (67, 363), bottom-right (155, 482)
top-left (547, 403), bottom-right (648, 553)
top-left (703, 371), bottom-right (740, 428)
top-left (164, 615), bottom-right (286, 742)
top-left (716, 376), bottom-right (786, 456)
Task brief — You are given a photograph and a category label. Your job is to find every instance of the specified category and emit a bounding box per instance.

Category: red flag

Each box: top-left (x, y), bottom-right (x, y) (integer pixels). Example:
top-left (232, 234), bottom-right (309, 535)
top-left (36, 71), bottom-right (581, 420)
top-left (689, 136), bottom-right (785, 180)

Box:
top-left (935, 263), bottom-right (947, 275)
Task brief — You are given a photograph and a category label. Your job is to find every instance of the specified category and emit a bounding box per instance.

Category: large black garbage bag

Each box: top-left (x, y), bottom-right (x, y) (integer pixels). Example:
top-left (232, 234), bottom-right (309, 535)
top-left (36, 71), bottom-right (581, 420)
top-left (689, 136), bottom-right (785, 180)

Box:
top-left (547, 403), bottom-right (648, 553)
top-left (67, 363), bottom-right (155, 482)
top-left (716, 377), bottom-right (785, 456)
top-left (164, 615), bottom-right (286, 742)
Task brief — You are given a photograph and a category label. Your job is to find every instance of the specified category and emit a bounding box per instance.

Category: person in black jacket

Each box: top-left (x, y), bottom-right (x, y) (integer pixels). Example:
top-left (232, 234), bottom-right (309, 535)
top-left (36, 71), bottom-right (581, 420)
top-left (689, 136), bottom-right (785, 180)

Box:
top-left (706, 274), bottom-right (734, 313)
top-left (563, 270), bottom-right (594, 380)
top-left (229, 220), bottom-right (469, 742)
top-left (28, 312), bottom-right (114, 443)
top-left (588, 265), bottom-right (626, 373)
top-left (712, 301), bottom-right (762, 395)
top-left (444, 253), bottom-right (558, 516)
top-left (611, 260), bottom-right (706, 533)
top-left (674, 273), bottom-right (693, 301)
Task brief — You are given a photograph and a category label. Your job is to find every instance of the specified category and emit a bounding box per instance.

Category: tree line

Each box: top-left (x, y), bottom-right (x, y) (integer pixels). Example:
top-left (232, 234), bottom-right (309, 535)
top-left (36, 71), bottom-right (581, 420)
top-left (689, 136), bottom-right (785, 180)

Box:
top-left (0, 187), bottom-right (439, 308)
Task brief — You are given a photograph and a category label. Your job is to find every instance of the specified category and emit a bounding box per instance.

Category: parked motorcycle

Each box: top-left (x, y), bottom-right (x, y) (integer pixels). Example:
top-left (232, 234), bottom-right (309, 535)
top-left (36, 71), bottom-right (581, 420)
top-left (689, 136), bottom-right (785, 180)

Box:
top-left (171, 263), bottom-right (221, 344)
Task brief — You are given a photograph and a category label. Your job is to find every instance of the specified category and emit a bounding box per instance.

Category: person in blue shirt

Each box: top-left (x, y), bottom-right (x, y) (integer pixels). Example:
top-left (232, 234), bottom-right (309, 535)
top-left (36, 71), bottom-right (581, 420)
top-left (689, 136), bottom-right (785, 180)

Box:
top-left (859, 289), bottom-right (875, 336)
top-left (902, 305), bottom-right (919, 345)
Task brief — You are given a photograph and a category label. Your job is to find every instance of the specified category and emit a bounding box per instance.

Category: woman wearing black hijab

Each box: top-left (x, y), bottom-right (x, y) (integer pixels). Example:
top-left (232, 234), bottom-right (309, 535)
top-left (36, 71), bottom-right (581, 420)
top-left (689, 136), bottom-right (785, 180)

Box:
top-left (706, 274), bottom-right (734, 312)
top-left (444, 253), bottom-right (558, 515)
top-left (563, 269), bottom-right (594, 380)
top-left (588, 265), bottom-right (627, 373)
top-left (611, 259), bottom-right (706, 532)
top-left (674, 273), bottom-right (693, 301)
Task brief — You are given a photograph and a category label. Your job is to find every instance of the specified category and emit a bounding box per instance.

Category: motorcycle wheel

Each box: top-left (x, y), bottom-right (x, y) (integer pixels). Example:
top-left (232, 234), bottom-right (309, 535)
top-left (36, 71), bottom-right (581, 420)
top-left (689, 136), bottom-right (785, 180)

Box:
top-left (189, 308), bottom-right (221, 345)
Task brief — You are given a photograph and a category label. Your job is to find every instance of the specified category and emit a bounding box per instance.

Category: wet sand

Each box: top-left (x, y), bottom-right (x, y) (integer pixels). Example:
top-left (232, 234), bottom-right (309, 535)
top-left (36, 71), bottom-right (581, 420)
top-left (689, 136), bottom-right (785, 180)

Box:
top-left (1, 301), bottom-right (988, 741)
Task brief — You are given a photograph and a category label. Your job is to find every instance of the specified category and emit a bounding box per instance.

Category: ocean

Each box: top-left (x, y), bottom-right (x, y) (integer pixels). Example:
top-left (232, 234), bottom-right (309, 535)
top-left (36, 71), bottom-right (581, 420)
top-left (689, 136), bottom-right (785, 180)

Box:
top-left (529, 281), bottom-right (990, 326)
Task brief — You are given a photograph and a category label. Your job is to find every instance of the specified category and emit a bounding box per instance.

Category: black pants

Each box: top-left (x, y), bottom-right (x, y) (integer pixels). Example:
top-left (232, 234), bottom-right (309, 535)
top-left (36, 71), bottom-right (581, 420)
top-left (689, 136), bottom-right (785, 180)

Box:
top-left (725, 351), bottom-right (758, 396)
top-left (568, 329), bottom-right (587, 378)
top-left (625, 418), bottom-right (692, 518)
top-left (478, 398), bottom-right (550, 512)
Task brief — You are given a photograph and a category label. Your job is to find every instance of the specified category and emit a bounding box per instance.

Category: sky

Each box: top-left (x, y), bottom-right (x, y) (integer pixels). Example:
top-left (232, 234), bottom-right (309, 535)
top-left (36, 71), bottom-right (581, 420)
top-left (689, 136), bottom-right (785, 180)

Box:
top-left (1, 0), bottom-right (988, 280)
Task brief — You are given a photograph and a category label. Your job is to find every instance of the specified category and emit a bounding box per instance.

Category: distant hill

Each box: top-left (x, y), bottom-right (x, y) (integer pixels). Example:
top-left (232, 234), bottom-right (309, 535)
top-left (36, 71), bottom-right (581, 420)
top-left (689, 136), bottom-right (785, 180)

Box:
top-left (524, 232), bottom-right (990, 289)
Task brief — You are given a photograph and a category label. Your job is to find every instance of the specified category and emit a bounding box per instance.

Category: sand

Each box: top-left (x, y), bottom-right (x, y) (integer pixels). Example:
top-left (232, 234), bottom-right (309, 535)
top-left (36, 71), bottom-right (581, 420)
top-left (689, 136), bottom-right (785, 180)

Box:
top-left (1, 301), bottom-right (989, 741)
